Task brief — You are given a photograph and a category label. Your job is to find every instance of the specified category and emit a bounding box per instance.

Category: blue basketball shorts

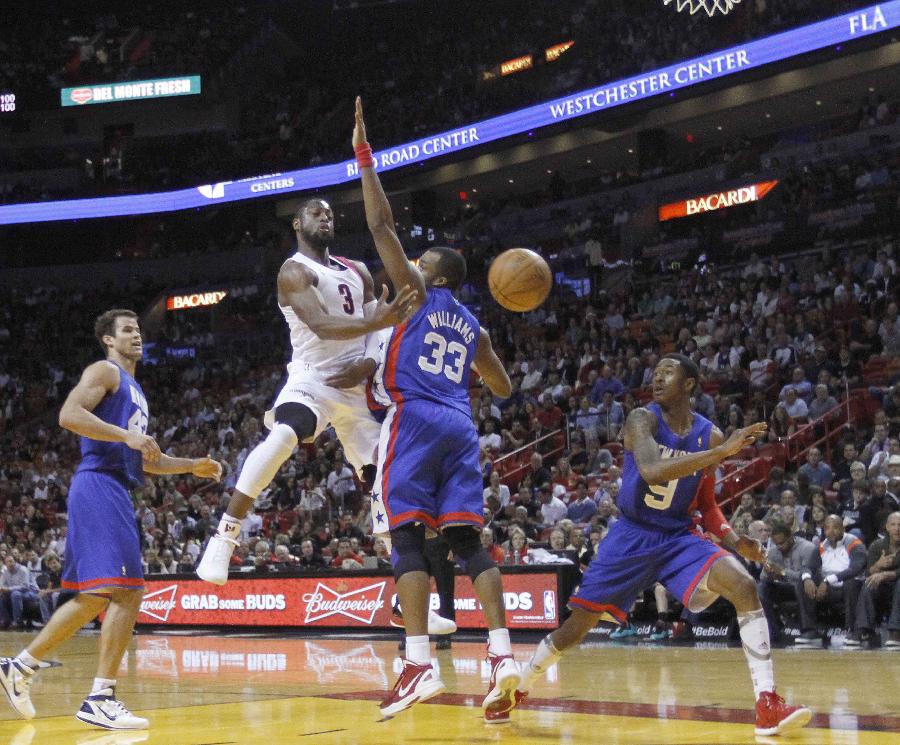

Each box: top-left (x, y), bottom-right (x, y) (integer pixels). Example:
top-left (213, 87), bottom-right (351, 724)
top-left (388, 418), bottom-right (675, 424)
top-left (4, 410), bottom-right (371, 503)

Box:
top-left (61, 470), bottom-right (145, 594)
top-left (374, 398), bottom-right (483, 531)
top-left (570, 517), bottom-right (729, 623)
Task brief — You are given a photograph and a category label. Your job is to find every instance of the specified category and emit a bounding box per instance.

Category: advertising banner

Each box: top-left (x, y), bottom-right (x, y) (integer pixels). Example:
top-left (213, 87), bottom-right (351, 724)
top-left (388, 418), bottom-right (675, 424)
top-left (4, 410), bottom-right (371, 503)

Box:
top-left (658, 179), bottom-right (779, 221)
top-left (138, 571), bottom-right (561, 630)
top-left (60, 75), bottom-right (201, 107)
top-left (2, 3), bottom-right (896, 224)
top-left (166, 290), bottom-right (227, 310)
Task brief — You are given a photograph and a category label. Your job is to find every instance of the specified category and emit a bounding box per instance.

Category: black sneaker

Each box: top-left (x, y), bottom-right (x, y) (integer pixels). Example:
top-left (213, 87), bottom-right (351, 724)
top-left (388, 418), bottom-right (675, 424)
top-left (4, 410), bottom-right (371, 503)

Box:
top-left (794, 630), bottom-right (820, 645)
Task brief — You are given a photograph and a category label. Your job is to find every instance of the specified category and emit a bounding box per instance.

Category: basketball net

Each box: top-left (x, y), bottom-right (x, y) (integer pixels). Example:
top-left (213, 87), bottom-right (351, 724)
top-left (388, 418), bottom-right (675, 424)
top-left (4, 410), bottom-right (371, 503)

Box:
top-left (662, 0), bottom-right (742, 16)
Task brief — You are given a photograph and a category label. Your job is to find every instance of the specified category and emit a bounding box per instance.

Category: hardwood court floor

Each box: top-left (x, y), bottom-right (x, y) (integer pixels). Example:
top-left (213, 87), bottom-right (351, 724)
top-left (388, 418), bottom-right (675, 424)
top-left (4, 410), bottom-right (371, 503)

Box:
top-left (1, 631), bottom-right (898, 744)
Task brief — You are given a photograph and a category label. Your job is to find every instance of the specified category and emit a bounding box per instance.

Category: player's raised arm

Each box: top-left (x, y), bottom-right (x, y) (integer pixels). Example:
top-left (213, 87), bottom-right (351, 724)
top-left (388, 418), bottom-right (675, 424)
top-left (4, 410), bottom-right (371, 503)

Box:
top-left (59, 360), bottom-right (161, 462)
top-left (625, 408), bottom-right (766, 485)
top-left (354, 97), bottom-right (427, 305)
top-left (278, 260), bottom-right (415, 340)
top-left (474, 328), bottom-right (512, 398)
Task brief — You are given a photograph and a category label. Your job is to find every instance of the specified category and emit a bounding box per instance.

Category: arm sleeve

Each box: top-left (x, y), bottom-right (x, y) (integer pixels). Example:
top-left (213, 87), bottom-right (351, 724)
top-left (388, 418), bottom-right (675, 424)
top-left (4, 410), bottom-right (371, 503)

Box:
top-left (836, 541), bottom-right (867, 581)
top-left (695, 471), bottom-right (733, 541)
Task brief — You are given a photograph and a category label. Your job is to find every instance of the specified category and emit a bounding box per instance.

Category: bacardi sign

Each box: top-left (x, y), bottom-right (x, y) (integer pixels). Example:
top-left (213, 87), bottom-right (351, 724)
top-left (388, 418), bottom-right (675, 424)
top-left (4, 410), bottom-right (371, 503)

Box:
top-left (166, 290), bottom-right (227, 311)
top-left (658, 180), bottom-right (779, 221)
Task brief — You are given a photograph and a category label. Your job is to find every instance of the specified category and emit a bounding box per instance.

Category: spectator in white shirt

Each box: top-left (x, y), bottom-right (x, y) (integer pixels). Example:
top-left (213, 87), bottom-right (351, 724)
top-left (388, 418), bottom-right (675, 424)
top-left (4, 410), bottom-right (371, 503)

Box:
top-left (783, 388), bottom-right (809, 420)
top-left (539, 485), bottom-right (567, 527)
top-left (779, 367), bottom-right (813, 402)
top-left (483, 471), bottom-right (510, 510)
top-left (479, 419), bottom-right (503, 452)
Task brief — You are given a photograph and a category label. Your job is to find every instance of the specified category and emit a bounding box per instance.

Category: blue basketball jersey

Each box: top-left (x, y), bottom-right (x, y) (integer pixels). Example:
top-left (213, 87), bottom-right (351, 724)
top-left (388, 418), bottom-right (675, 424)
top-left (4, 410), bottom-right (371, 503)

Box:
top-left (617, 402), bottom-right (713, 533)
top-left (371, 287), bottom-right (479, 417)
top-left (77, 362), bottom-right (148, 487)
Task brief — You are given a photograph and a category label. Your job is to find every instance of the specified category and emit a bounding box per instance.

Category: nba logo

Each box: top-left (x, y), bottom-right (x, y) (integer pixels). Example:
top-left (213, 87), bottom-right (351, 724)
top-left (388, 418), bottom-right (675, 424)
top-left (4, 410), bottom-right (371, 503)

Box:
top-left (543, 590), bottom-right (557, 621)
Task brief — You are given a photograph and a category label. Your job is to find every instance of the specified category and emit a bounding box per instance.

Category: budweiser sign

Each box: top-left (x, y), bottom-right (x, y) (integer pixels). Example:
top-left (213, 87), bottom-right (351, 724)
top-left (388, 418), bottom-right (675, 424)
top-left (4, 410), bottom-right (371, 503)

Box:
top-left (140, 584), bottom-right (178, 622)
top-left (658, 180), bottom-right (778, 221)
top-left (302, 580), bottom-right (386, 624)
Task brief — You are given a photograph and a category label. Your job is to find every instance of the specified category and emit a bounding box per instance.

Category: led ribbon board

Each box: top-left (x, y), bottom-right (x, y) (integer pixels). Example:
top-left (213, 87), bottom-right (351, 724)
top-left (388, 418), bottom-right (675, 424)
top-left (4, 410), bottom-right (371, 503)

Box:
top-left (60, 76), bottom-right (201, 107)
top-left (1, 3), bottom-right (895, 224)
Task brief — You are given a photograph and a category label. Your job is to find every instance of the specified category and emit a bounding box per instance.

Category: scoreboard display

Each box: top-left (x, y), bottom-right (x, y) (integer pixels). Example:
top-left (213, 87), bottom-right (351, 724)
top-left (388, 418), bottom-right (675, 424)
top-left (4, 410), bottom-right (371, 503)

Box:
top-left (0, 92), bottom-right (16, 113)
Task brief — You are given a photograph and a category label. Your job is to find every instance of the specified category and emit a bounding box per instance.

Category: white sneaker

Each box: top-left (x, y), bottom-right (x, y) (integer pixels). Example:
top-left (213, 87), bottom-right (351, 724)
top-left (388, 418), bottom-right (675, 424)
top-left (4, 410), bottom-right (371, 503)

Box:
top-left (196, 533), bottom-right (239, 585)
top-left (0, 657), bottom-right (36, 719)
top-left (390, 606), bottom-right (458, 635)
top-left (75, 689), bottom-right (149, 730)
top-left (482, 654), bottom-right (522, 723)
top-left (428, 611), bottom-right (457, 635)
top-left (379, 660), bottom-right (445, 718)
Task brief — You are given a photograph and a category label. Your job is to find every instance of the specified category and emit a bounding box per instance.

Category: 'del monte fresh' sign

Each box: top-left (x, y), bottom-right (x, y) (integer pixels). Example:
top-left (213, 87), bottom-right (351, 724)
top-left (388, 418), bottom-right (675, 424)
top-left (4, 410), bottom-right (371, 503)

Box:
top-left (61, 76), bottom-right (201, 107)
top-left (658, 180), bottom-right (779, 221)
top-left (166, 291), bottom-right (227, 311)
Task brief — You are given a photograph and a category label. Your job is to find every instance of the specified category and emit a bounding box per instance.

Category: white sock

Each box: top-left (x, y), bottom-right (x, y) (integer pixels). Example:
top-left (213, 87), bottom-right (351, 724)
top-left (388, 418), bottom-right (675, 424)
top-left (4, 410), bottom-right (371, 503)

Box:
top-left (217, 514), bottom-right (242, 541)
top-left (235, 423), bottom-right (298, 498)
top-left (738, 609), bottom-right (774, 698)
top-left (488, 628), bottom-right (512, 657)
top-left (14, 650), bottom-right (41, 674)
top-left (521, 636), bottom-right (561, 692)
top-left (405, 635), bottom-right (430, 665)
top-left (91, 677), bottom-right (116, 695)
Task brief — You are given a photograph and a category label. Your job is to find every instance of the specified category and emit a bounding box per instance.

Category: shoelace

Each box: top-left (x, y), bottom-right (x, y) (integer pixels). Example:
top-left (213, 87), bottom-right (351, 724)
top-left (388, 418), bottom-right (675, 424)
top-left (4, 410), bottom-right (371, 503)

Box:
top-left (99, 697), bottom-right (134, 718)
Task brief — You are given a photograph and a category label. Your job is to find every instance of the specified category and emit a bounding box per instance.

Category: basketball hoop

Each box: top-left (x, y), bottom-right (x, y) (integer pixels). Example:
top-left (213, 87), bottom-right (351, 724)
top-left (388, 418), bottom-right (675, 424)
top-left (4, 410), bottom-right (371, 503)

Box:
top-left (662, 0), bottom-right (742, 16)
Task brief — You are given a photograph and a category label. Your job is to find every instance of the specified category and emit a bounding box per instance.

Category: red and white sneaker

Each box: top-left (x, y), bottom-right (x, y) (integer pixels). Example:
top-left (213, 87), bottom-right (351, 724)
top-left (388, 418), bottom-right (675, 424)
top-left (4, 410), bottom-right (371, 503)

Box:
top-left (379, 660), bottom-right (445, 718)
top-left (484, 690), bottom-right (527, 724)
top-left (482, 653), bottom-right (522, 724)
top-left (755, 690), bottom-right (812, 736)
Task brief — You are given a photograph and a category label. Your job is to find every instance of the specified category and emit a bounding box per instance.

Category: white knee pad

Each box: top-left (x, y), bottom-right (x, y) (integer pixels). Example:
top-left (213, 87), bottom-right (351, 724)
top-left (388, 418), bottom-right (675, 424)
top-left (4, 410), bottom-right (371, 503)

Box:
top-left (235, 423), bottom-right (298, 499)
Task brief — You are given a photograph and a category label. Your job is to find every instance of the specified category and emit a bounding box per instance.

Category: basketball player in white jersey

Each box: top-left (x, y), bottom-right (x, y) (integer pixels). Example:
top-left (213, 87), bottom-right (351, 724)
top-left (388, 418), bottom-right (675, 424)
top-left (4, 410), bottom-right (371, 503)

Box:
top-left (197, 198), bottom-right (416, 583)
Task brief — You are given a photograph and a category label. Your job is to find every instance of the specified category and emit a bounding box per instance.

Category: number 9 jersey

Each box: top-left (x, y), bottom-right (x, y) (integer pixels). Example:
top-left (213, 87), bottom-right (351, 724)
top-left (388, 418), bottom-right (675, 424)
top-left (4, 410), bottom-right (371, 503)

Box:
top-left (617, 402), bottom-right (714, 533)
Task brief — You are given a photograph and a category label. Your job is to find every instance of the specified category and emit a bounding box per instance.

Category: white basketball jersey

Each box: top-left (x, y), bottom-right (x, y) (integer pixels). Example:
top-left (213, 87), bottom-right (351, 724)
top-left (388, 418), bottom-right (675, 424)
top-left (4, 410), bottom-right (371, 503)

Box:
top-left (280, 252), bottom-right (367, 377)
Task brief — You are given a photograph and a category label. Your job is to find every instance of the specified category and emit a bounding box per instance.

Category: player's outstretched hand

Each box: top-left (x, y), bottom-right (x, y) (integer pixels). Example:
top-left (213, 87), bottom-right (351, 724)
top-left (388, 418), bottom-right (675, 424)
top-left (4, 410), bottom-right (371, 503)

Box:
top-left (372, 283), bottom-right (418, 328)
top-left (734, 535), bottom-right (766, 564)
top-left (125, 432), bottom-right (161, 463)
top-left (353, 96), bottom-right (367, 147)
top-left (191, 457), bottom-right (223, 482)
top-left (719, 422), bottom-right (767, 458)
top-left (325, 357), bottom-right (377, 389)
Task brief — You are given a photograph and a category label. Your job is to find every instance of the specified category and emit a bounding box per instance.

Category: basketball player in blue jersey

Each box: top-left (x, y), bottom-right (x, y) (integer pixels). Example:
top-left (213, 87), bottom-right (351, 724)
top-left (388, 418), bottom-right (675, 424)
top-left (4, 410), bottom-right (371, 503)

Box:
top-left (518, 354), bottom-right (812, 736)
top-left (353, 98), bottom-right (522, 723)
top-left (0, 309), bottom-right (223, 730)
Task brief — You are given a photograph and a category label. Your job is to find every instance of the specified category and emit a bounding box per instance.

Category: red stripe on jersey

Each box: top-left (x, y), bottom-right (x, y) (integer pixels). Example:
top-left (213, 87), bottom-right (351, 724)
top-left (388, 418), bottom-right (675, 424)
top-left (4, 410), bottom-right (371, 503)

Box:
top-left (383, 321), bottom-right (407, 405)
top-left (436, 511), bottom-right (484, 528)
top-left (568, 598), bottom-right (628, 623)
top-left (681, 549), bottom-right (729, 607)
top-left (389, 509), bottom-right (438, 531)
top-left (333, 256), bottom-right (364, 284)
top-left (61, 576), bottom-right (145, 592)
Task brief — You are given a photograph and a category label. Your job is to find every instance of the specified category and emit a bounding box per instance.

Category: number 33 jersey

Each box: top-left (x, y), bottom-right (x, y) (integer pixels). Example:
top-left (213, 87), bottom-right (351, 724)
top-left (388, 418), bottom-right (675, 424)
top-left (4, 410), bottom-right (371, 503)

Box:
top-left (617, 402), bottom-right (713, 534)
top-left (370, 287), bottom-right (480, 417)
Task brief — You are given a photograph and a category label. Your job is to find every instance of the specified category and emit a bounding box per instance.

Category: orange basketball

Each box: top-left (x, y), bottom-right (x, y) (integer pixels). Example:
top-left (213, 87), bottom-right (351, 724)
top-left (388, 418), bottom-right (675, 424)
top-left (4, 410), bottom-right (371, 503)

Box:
top-left (487, 248), bottom-right (552, 312)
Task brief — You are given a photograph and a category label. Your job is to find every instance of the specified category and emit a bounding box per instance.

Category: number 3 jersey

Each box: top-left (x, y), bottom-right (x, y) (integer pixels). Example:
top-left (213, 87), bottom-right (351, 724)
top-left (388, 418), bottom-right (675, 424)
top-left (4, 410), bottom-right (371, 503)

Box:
top-left (617, 402), bottom-right (713, 534)
top-left (369, 287), bottom-right (480, 417)
top-left (280, 251), bottom-right (367, 379)
top-left (77, 361), bottom-right (148, 487)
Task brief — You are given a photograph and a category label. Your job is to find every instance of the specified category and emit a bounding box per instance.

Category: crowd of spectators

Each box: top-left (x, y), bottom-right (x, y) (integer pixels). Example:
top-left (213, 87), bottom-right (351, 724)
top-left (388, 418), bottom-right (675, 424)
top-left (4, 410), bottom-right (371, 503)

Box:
top-left (1, 57), bottom-right (899, 640)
